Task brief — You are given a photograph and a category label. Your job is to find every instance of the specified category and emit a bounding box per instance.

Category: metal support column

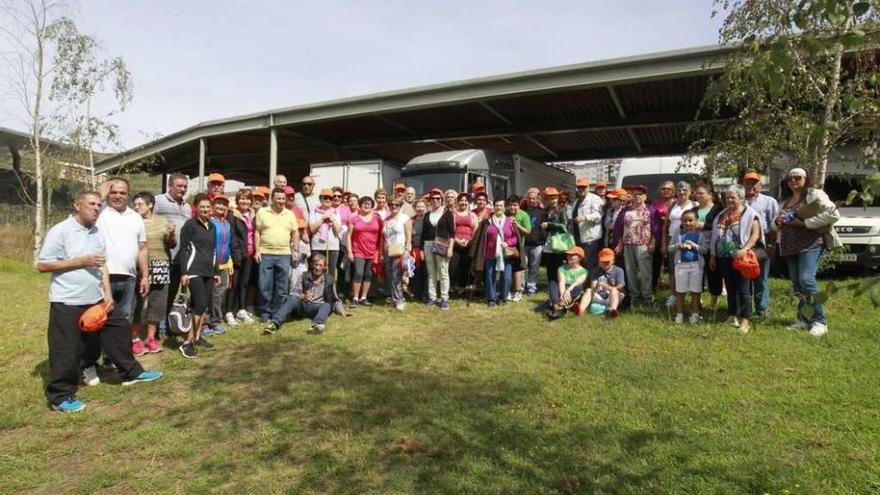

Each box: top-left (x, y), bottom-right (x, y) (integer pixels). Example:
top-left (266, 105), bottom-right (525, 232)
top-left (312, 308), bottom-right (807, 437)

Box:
top-left (198, 138), bottom-right (206, 192)
top-left (269, 127), bottom-right (278, 185)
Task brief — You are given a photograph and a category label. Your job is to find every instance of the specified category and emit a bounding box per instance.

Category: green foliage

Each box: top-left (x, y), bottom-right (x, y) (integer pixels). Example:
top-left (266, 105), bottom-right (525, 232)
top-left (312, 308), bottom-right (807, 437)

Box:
top-left (689, 0), bottom-right (880, 182)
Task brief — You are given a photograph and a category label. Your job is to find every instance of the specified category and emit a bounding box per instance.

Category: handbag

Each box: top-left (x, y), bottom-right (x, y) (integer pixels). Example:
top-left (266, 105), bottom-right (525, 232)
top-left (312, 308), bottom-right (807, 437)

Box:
top-left (548, 226), bottom-right (576, 253)
top-left (431, 237), bottom-right (451, 257)
top-left (388, 243), bottom-right (405, 257)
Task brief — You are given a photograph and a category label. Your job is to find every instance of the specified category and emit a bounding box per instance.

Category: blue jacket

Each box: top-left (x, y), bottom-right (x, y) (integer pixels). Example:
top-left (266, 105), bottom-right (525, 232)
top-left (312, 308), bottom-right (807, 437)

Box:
top-left (210, 216), bottom-right (232, 265)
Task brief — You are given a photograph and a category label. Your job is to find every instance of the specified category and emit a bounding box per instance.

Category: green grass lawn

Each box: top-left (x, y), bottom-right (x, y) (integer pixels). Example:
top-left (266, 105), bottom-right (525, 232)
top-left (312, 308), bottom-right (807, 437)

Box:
top-left (1, 257), bottom-right (879, 494)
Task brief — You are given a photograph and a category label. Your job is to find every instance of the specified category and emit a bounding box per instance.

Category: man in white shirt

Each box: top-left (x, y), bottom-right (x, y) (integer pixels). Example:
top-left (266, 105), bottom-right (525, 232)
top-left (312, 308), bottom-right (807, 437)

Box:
top-left (153, 173), bottom-right (192, 332)
top-left (572, 178), bottom-right (605, 270)
top-left (742, 171), bottom-right (779, 317)
top-left (294, 175), bottom-right (320, 219)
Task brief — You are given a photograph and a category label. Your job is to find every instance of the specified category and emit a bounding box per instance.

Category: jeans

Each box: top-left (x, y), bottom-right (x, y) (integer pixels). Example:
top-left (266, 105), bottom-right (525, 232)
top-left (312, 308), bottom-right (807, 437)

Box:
top-left (549, 282), bottom-right (584, 306)
top-left (581, 239), bottom-right (602, 272)
top-left (717, 257), bottom-right (752, 318)
top-left (753, 256), bottom-right (771, 315)
top-left (385, 255), bottom-right (405, 304)
top-left (424, 241), bottom-right (450, 301)
top-left (624, 244), bottom-right (653, 300)
top-left (271, 295), bottom-right (331, 325)
top-left (484, 258), bottom-right (512, 303)
top-left (209, 268), bottom-right (230, 325)
top-left (525, 245), bottom-right (543, 293)
top-left (784, 247), bottom-right (825, 325)
top-left (110, 275), bottom-right (137, 323)
top-left (258, 254), bottom-right (291, 318)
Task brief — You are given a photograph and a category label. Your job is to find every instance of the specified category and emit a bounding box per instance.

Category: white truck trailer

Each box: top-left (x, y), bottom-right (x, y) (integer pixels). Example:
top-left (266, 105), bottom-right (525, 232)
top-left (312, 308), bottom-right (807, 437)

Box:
top-left (309, 159), bottom-right (402, 199)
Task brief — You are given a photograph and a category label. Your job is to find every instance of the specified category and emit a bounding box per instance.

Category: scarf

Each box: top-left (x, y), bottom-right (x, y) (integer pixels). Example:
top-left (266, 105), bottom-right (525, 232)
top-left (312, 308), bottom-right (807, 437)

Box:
top-left (490, 214), bottom-right (506, 270)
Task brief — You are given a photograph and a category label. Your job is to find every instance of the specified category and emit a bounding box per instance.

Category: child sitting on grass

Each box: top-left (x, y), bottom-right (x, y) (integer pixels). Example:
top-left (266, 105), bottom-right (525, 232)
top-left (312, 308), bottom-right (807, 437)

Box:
top-left (668, 209), bottom-right (708, 324)
top-left (578, 248), bottom-right (625, 318)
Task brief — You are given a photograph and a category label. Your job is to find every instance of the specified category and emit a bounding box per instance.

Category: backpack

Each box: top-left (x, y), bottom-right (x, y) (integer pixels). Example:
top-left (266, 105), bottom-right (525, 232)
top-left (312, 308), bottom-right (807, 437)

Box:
top-left (168, 287), bottom-right (193, 336)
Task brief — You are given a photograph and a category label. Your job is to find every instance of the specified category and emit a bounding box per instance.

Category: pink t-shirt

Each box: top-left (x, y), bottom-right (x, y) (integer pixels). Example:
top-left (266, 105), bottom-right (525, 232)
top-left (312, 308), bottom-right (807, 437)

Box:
top-left (349, 213), bottom-right (382, 259)
top-left (453, 210), bottom-right (476, 242)
top-left (484, 217), bottom-right (517, 259)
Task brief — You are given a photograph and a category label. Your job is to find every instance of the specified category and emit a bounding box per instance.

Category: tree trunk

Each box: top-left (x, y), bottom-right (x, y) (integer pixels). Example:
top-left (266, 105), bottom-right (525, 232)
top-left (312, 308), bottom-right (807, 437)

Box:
top-left (815, 31), bottom-right (847, 188)
top-left (31, 8), bottom-right (45, 264)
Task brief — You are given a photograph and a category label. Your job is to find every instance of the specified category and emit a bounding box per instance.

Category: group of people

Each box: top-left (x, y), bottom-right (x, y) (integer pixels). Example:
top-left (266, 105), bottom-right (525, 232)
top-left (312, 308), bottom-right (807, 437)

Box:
top-left (37, 166), bottom-right (840, 412)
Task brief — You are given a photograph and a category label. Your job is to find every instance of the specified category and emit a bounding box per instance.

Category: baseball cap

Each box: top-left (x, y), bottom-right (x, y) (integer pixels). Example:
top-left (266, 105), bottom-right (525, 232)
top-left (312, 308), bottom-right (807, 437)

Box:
top-left (628, 185), bottom-right (648, 195)
top-left (472, 182), bottom-right (486, 192)
top-left (394, 183), bottom-right (407, 191)
top-left (742, 171), bottom-right (761, 182)
top-left (543, 186), bottom-right (559, 197)
top-left (79, 302), bottom-right (109, 332)
top-left (595, 181), bottom-right (607, 188)
top-left (319, 188), bottom-right (334, 198)
top-left (212, 194), bottom-right (230, 203)
top-left (565, 246), bottom-right (584, 258)
top-left (429, 188), bottom-right (443, 197)
top-left (207, 172), bottom-right (225, 183)
top-left (576, 177), bottom-right (590, 188)
top-left (253, 186), bottom-right (270, 198)
top-left (283, 186), bottom-right (296, 196)
top-left (598, 248), bottom-right (615, 262)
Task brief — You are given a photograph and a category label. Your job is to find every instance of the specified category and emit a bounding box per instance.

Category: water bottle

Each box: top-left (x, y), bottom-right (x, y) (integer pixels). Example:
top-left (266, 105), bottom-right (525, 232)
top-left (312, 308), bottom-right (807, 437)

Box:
top-left (784, 211), bottom-right (797, 223)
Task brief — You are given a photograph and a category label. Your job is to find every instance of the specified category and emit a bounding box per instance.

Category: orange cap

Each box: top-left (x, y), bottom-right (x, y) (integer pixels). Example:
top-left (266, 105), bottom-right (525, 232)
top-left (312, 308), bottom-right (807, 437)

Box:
top-left (253, 186), bottom-right (270, 198)
top-left (576, 177), bottom-right (590, 187)
top-left (595, 181), bottom-right (607, 188)
top-left (543, 186), bottom-right (559, 197)
top-left (598, 248), bottom-right (615, 262)
top-left (394, 183), bottom-right (407, 191)
top-left (742, 171), bottom-right (761, 182)
top-left (79, 302), bottom-right (109, 332)
top-left (207, 172), bottom-right (225, 183)
top-left (319, 188), bottom-right (334, 197)
top-left (429, 188), bottom-right (443, 197)
top-left (565, 246), bottom-right (585, 258)
top-left (212, 194), bottom-right (230, 203)
top-left (472, 182), bottom-right (486, 192)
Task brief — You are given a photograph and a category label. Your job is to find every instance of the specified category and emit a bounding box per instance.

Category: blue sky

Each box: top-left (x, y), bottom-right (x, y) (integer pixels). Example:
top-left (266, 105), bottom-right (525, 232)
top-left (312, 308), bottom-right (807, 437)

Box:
top-left (1, 0), bottom-right (723, 149)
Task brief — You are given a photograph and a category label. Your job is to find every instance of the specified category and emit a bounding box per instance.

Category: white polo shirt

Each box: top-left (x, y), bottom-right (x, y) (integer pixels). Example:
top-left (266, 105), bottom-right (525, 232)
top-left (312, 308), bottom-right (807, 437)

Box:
top-left (97, 205), bottom-right (146, 278)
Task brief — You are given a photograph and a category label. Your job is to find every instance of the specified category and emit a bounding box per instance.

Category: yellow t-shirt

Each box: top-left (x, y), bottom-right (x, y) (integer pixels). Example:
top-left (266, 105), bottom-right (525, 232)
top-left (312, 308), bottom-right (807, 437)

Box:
top-left (255, 207), bottom-right (298, 255)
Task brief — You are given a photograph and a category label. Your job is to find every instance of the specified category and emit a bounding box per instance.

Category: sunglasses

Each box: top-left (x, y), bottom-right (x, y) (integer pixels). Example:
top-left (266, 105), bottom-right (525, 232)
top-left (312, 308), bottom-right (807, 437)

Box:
top-left (302, 182), bottom-right (315, 186)
top-left (787, 176), bottom-right (805, 181)
top-left (332, 194), bottom-right (342, 198)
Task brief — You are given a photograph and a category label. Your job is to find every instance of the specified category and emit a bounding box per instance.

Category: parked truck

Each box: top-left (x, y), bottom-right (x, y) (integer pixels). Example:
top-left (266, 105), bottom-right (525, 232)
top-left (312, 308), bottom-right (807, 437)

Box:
top-left (401, 149), bottom-right (574, 199)
top-left (309, 159), bottom-right (402, 199)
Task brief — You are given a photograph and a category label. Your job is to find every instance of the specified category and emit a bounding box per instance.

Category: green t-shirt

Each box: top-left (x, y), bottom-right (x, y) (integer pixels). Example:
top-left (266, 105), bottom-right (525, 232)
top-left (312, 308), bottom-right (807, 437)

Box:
top-left (560, 264), bottom-right (587, 286)
top-left (513, 209), bottom-right (531, 232)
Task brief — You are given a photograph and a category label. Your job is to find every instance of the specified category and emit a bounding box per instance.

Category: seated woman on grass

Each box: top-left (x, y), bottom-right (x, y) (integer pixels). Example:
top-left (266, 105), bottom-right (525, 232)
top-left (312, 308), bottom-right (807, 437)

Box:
top-left (577, 248), bottom-right (625, 318)
top-left (549, 246), bottom-right (588, 310)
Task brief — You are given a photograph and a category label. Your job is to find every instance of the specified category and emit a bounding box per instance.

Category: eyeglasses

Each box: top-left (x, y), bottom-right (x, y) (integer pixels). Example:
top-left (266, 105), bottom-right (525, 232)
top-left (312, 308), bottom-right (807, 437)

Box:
top-left (332, 194), bottom-right (343, 199)
top-left (787, 176), bottom-right (805, 182)
top-left (302, 182), bottom-right (315, 186)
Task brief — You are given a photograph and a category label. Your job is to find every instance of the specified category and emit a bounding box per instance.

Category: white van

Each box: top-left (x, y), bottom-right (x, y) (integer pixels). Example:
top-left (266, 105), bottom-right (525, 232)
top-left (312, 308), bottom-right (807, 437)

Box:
top-left (613, 156), bottom-right (708, 199)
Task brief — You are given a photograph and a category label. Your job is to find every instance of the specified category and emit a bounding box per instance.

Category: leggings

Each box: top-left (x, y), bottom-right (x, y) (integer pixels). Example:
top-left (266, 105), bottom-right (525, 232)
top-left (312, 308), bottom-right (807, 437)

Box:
top-left (187, 275), bottom-right (214, 315)
top-left (226, 257), bottom-right (253, 314)
top-left (352, 257), bottom-right (374, 284)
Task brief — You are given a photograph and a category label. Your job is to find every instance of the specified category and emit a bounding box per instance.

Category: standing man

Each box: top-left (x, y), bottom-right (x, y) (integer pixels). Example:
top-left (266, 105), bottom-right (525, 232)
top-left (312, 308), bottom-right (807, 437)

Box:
top-left (154, 173), bottom-right (191, 334)
top-left (522, 189), bottom-right (548, 296)
top-left (393, 183), bottom-right (415, 217)
top-left (649, 180), bottom-right (675, 290)
top-left (255, 188), bottom-right (300, 322)
top-left (294, 175), bottom-right (320, 220)
top-left (38, 192), bottom-right (161, 412)
top-left (742, 171), bottom-right (779, 317)
top-left (404, 186), bottom-right (417, 210)
top-left (207, 172), bottom-right (225, 198)
top-left (274, 174), bottom-right (288, 189)
top-left (571, 178), bottom-right (605, 270)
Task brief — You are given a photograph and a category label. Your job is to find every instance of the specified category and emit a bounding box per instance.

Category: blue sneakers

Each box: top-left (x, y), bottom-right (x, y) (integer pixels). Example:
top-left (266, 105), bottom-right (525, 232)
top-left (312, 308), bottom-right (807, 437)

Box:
top-left (122, 370), bottom-right (164, 387)
top-left (52, 398), bottom-right (86, 412)
top-left (211, 324), bottom-right (226, 335)
top-left (425, 299), bottom-right (435, 307)
top-left (439, 299), bottom-right (450, 310)
top-left (201, 324), bottom-right (214, 337)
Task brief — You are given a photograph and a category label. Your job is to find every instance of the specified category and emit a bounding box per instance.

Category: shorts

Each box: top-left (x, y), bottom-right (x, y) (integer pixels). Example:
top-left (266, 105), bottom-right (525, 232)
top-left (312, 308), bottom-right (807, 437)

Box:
top-left (675, 262), bottom-right (703, 294)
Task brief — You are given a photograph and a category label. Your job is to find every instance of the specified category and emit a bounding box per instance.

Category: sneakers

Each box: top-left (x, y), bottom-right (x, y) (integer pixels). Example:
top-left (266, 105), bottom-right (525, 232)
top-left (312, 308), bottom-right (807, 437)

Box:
top-left (132, 339), bottom-right (146, 357)
top-left (349, 300), bottom-right (359, 309)
top-left (82, 366), bottom-right (100, 387)
top-left (787, 320), bottom-right (810, 331)
top-left (425, 299), bottom-right (435, 307)
top-left (210, 324), bottom-right (226, 336)
top-left (809, 322), bottom-right (828, 337)
top-left (236, 309), bottom-right (255, 324)
top-left (201, 324), bottom-right (214, 337)
top-left (394, 302), bottom-right (405, 311)
top-left (674, 313), bottom-right (684, 325)
top-left (52, 397), bottom-right (86, 413)
top-left (179, 342), bottom-right (197, 359)
top-left (689, 313), bottom-right (701, 325)
top-left (360, 298), bottom-right (373, 308)
top-left (122, 370), bottom-right (164, 386)
top-left (439, 299), bottom-right (449, 310)
top-left (225, 312), bottom-right (239, 327)
top-left (512, 291), bottom-right (523, 302)
top-left (195, 336), bottom-right (215, 349)
top-left (308, 323), bottom-right (326, 334)
top-left (145, 338), bottom-right (163, 353)
top-left (263, 321), bottom-right (279, 335)
top-left (726, 316), bottom-right (740, 327)
top-left (506, 292), bottom-right (514, 302)
top-left (666, 295), bottom-right (677, 308)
